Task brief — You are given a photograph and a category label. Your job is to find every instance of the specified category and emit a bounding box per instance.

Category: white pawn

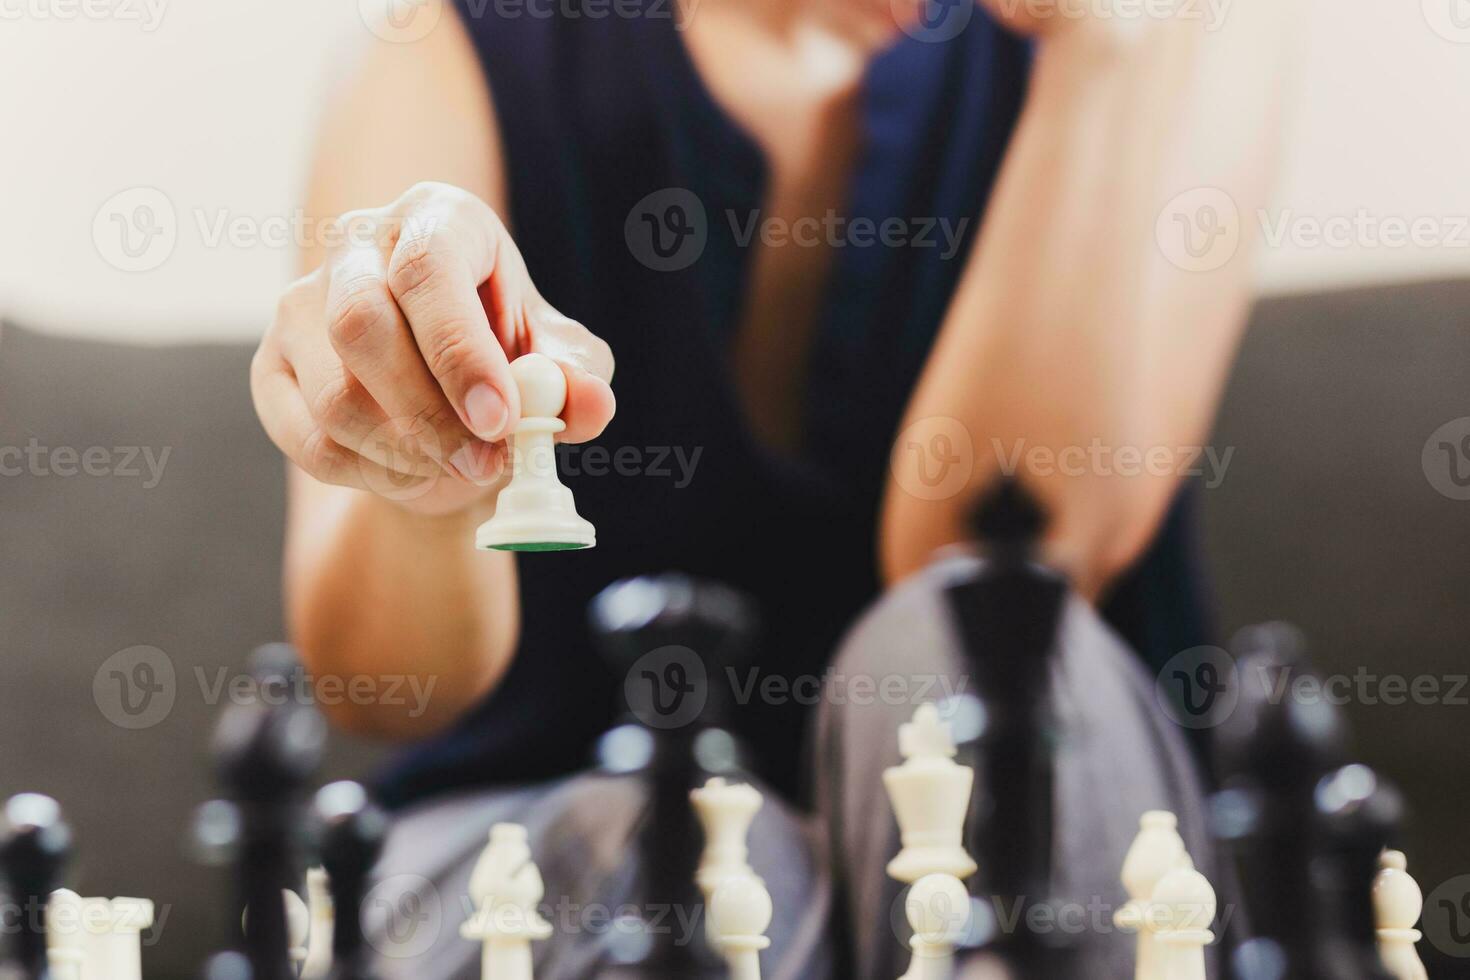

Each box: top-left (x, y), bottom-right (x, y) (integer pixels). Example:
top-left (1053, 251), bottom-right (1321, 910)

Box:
top-left (899, 874), bottom-right (971, 980)
top-left (883, 704), bottom-right (978, 884)
top-left (1149, 867), bottom-right (1215, 980)
top-left (301, 868), bottom-right (334, 980)
top-left (46, 889), bottom-right (86, 980)
top-left (475, 353), bottom-right (596, 552)
top-left (691, 778), bottom-right (764, 898)
top-left (461, 823), bottom-right (553, 980)
top-left (709, 875), bottom-right (772, 980)
top-left (1115, 811), bottom-right (1195, 980)
top-left (1374, 850), bottom-right (1428, 980)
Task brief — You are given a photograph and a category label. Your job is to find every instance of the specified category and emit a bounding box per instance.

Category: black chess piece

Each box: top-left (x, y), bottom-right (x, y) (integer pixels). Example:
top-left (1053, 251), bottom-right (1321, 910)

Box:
top-left (210, 645), bottom-right (328, 980)
top-left (589, 574), bottom-right (756, 978)
top-left (313, 781), bottom-right (389, 980)
top-left (944, 478), bottom-right (1077, 975)
top-left (1211, 624), bottom-right (1393, 980)
top-left (0, 793), bottom-right (73, 980)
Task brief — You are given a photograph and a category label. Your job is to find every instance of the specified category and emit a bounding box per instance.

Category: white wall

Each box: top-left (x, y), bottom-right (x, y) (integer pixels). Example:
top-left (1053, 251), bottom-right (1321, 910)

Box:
top-left (1, 0), bottom-right (1468, 343)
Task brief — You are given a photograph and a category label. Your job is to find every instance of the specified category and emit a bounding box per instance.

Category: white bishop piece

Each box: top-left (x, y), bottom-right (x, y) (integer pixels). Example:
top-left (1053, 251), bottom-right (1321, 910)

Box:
top-left (460, 823), bottom-right (553, 980)
top-left (1374, 850), bottom-right (1428, 980)
top-left (1147, 867), bottom-right (1216, 980)
top-left (1115, 811), bottom-right (1196, 980)
top-left (899, 873), bottom-right (972, 980)
top-left (709, 875), bottom-right (773, 980)
top-left (883, 704), bottom-right (978, 884)
top-left (475, 353), bottom-right (596, 552)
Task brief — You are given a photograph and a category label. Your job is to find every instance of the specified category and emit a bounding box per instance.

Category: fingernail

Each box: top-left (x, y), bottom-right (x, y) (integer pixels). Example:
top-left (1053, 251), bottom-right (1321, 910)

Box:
top-left (448, 445), bottom-right (497, 486)
top-left (465, 384), bottom-right (509, 440)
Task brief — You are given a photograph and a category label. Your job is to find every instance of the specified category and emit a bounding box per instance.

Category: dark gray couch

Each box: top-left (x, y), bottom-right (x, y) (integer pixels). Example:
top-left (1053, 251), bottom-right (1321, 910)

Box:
top-left (1, 278), bottom-right (1466, 976)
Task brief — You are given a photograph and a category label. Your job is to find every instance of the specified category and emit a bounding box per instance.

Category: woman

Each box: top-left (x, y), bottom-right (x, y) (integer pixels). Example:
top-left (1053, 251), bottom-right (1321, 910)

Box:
top-left (251, 0), bottom-right (1291, 970)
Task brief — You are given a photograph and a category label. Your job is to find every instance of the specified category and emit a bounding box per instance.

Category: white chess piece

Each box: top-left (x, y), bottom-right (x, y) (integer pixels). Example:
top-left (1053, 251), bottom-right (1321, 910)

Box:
top-left (1374, 850), bottom-right (1429, 980)
top-left (302, 868), bottom-right (334, 980)
top-left (79, 897), bottom-right (153, 980)
top-left (1114, 811), bottom-right (1195, 980)
top-left (46, 889), bottom-right (86, 980)
top-left (883, 704), bottom-right (978, 884)
top-left (709, 875), bottom-right (772, 980)
top-left (691, 778), bottom-right (763, 898)
top-left (1148, 867), bottom-right (1215, 980)
top-left (460, 823), bottom-right (553, 980)
top-left (475, 353), bottom-right (596, 551)
top-left (285, 888), bottom-right (311, 974)
top-left (899, 874), bottom-right (972, 980)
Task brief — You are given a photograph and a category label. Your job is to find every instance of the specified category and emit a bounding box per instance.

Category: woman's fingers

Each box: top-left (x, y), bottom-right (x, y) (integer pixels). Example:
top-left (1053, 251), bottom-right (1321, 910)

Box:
top-left (250, 347), bottom-right (432, 497)
top-left (323, 231), bottom-right (494, 482)
top-left (528, 305), bottom-right (617, 443)
top-left (385, 184), bottom-right (522, 443)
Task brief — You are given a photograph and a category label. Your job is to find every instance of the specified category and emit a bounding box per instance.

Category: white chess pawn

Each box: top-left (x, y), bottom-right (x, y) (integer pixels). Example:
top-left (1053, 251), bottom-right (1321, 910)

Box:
top-left (46, 889), bottom-right (86, 980)
top-left (1374, 850), bottom-right (1429, 980)
top-left (301, 867), bottom-right (334, 980)
top-left (883, 704), bottom-right (978, 884)
top-left (709, 875), bottom-right (772, 980)
top-left (461, 823), bottom-right (553, 980)
top-left (475, 353), bottom-right (596, 552)
top-left (1114, 811), bottom-right (1195, 980)
top-left (899, 874), bottom-right (972, 980)
top-left (1148, 867), bottom-right (1215, 980)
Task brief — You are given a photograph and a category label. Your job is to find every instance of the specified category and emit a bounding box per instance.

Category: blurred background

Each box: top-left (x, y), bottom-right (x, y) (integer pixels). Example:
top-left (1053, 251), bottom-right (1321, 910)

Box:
top-left (1, 0), bottom-right (1469, 976)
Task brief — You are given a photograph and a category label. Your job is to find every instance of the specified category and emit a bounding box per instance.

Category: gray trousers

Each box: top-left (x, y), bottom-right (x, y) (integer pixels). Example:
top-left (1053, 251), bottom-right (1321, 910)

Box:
top-left (368, 555), bottom-right (1219, 980)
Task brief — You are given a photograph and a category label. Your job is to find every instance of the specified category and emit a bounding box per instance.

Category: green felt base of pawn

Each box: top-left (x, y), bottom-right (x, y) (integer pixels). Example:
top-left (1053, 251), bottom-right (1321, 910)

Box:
top-left (488, 541), bottom-right (592, 552)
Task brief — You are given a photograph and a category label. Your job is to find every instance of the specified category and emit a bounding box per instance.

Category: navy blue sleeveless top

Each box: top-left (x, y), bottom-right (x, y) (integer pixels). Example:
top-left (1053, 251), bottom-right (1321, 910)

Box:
top-left (378, 0), bottom-right (1212, 807)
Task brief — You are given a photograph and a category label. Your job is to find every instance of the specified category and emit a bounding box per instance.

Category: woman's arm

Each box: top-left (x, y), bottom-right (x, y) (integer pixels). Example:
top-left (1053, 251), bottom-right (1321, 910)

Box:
top-left (882, 0), bottom-right (1299, 598)
top-left (260, 15), bottom-right (614, 737)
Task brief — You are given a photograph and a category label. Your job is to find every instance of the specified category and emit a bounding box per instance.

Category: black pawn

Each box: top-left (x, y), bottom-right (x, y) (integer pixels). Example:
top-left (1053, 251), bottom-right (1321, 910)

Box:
top-left (313, 782), bottom-right (389, 980)
top-left (212, 646), bottom-right (327, 980)
top-left (0, 794), bottom-right (72, 980)
top-left (590, 574), bottom-right (754, 977)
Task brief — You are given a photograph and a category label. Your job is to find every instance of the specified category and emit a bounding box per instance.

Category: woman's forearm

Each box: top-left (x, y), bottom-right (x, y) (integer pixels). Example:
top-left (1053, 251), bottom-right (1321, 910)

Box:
top-left (882, 0), bottom-right (1298, 596)
top-left (284, 471), bottom-right (520, 737)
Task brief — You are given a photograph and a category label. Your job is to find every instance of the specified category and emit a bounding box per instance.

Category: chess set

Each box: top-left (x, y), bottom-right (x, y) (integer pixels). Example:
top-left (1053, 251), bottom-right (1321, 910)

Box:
top-left (0, 359), bottom-right (1438, 980)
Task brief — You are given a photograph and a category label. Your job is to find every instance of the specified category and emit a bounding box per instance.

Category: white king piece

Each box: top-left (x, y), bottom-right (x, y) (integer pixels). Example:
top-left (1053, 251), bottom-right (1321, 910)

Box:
top-left (883, 703), bottom-right (978, 884)
top-left (475, 353), bottom-right (596, 552)
top-left (461, 823), bottom-right (553, 980)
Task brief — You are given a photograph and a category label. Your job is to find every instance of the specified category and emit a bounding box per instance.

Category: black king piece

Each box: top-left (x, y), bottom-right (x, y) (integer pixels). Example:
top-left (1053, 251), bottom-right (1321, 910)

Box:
top-left (943, 478), bottom-right (1078, 977)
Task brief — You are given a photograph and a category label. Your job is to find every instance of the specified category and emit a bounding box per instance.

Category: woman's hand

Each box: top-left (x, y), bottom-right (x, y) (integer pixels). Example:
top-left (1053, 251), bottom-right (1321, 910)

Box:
top-left (252, 181), bottom-right (615, 517)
